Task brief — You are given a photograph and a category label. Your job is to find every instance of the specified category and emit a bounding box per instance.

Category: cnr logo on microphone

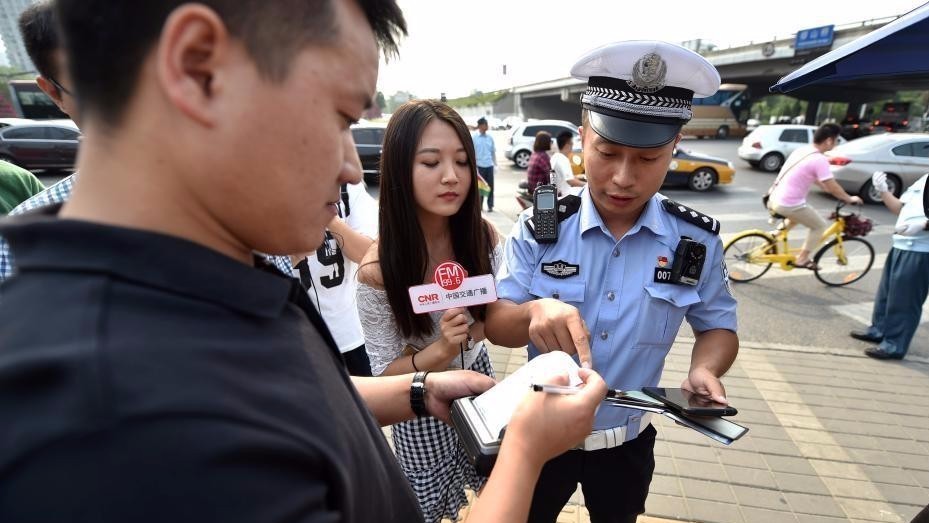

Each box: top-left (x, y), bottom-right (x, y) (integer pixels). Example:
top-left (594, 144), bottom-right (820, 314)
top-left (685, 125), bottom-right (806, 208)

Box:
top-left (409, 261), bottom-right (497, 314)
top-left (434, 261), bottom-right (467, 291)
top-left (417, 293), bottom-right (440, 304)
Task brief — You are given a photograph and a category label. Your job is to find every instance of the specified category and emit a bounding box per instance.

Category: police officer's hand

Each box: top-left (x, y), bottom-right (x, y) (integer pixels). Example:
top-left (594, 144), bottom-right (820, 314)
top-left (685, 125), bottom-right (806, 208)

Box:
top-left (682, 367), bottom-right (728, 406)
top-left (504, 368), bottom-right (606, 466)
top-left (871, 171), bottom-right (889, 194)
top-left (527, 298), bottom-right (592, 368)
top-left (439, 307), bottom-right (470, 354)
top-left (895, 218), bottom-right (929, 236)
top-left (424, 370), bottom-right (496, 424)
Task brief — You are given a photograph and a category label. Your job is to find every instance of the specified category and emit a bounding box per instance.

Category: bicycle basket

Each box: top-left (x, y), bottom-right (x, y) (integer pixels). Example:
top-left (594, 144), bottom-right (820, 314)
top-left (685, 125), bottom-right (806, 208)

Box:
top-left (835, 212), bottom-right (873, 237)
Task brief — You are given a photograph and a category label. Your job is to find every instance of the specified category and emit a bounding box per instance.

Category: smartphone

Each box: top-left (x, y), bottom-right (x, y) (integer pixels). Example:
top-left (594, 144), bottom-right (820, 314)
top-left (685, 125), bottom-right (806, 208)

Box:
top-left (642, 387), bottom-right (737, 416)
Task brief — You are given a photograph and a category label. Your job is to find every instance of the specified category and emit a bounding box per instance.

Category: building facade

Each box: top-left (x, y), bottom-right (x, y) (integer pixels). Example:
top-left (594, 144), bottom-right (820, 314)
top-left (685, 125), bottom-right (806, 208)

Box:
top-left (0, 0), bottom-right (36, 73)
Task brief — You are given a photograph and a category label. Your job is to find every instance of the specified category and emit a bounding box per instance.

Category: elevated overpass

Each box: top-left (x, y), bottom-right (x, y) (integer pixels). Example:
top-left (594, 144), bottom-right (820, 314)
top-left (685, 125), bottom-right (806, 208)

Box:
top-left (511, 17), bottom-right (895, 125)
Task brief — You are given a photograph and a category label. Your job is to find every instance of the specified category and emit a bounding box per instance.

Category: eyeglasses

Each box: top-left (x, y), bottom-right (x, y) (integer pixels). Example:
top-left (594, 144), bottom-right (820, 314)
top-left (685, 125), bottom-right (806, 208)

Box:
top-left (45, 75), bottom-right (72, 97)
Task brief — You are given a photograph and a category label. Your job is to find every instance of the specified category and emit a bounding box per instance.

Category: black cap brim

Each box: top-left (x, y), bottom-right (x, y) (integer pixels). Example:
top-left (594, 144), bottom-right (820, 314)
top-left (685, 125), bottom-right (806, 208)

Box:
top-left (587, 110), bottom-right (682, 148)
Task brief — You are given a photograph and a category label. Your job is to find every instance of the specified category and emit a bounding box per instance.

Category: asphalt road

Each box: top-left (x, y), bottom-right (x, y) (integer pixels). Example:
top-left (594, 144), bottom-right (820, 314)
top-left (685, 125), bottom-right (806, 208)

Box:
top-left (485, 133), bottom-right (928, 361)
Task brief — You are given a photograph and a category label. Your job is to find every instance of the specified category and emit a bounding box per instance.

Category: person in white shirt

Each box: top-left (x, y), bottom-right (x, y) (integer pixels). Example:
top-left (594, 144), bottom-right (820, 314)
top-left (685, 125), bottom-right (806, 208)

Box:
top-left (550, 131), bottom-right (585, 196)
top-left (292, 181), bottom-right (378, 375)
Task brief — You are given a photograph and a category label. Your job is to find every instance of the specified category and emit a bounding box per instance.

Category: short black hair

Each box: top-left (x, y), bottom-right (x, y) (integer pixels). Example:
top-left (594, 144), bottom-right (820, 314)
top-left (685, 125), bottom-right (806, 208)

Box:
top-left (18, 0), bottom-right (60, 80)
top-left (813, 123), bottom-right (842, 144)
top-left (477, 117), bottom-right (487, 126)
top-left (56, 0), bottom-right (406, 127)
top-left (556, 131), bottom-right (573, 150)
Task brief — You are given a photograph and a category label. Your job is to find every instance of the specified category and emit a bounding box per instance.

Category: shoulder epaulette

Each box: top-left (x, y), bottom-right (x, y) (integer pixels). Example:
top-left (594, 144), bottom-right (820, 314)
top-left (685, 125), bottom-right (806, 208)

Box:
top-left (523, 194), bottom-right (582, 238)
top-left (661, 199), bottom-right (720, 235)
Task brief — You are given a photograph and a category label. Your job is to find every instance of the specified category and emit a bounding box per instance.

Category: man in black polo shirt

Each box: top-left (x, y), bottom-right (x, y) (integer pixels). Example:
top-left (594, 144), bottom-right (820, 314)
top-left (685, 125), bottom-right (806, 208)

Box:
top-left (0, 1), bottom-right (607, 522)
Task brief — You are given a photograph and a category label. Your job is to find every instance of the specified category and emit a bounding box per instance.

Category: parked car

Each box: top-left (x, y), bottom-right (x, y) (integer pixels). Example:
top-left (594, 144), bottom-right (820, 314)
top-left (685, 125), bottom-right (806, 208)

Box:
top-left (665, 147), bottom-right (735, 191)
top-left (0, 120), bottom-right (80, 171)
top-left (505, 119), bottom-right (580, 170)
top-left (826, 133), bottom-right (929, 204)
top-left (350, 122), bottom-right (386, 184)
top-left (737, 124), bottom-right (846, 172)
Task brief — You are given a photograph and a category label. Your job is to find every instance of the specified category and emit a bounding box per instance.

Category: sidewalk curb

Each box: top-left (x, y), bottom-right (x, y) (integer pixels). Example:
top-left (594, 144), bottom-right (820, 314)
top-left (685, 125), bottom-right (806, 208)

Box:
top-left (675, 336), bottom-right (929, 365)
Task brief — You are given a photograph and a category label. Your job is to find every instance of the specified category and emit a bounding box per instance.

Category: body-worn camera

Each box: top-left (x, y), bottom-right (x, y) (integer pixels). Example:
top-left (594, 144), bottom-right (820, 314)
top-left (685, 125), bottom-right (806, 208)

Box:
top-left (670, 237), bottom-right (706, 286)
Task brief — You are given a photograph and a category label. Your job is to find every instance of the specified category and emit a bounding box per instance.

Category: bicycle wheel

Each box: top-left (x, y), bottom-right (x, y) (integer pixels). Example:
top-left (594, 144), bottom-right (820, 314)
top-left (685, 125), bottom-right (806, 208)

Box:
top-left (724, 233), bottom-right (775, 282)
top-left (813, 236), bottom-right (874, 286)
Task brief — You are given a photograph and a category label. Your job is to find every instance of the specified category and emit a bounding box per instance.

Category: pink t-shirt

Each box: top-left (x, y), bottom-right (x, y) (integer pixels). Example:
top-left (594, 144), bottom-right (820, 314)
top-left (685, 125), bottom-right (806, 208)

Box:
top-left (771, 147), bottom-right (833, 207)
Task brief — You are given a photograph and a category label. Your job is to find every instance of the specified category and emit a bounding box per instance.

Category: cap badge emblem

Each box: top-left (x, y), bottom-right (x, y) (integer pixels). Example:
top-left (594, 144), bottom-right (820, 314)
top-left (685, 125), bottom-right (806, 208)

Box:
top-left (627, 52), bottom-right (667, 93)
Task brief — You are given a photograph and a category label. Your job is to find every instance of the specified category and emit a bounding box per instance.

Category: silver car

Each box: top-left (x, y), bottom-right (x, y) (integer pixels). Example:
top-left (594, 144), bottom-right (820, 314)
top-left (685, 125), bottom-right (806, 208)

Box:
top-left (826, 133), bottom-right (929, 204)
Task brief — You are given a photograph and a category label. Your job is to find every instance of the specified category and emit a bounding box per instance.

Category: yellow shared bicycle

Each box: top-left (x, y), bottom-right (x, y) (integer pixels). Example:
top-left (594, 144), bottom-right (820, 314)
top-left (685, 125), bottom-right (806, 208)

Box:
top-left (723, 202), bottom-right (875, 287)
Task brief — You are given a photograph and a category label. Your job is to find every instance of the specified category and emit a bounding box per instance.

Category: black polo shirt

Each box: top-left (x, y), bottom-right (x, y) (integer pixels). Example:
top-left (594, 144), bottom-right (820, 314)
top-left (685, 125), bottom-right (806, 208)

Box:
top-left (0, 208), bottom-right (423, 523)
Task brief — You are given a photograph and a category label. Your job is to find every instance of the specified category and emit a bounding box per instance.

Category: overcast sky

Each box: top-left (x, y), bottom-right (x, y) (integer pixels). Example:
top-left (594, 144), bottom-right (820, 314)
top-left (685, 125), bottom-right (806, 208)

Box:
top-left (377, 0), bottom-right (927, 99)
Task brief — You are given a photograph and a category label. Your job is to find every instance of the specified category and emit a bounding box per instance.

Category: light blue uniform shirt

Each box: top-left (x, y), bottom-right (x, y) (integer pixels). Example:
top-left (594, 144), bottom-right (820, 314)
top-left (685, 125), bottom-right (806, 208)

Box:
top-left (472, 132), bottom-right (496, 169)
top-left (892, 174), bottom-right (929, 253)
top-left (496, 188), bottom-right (738, 431)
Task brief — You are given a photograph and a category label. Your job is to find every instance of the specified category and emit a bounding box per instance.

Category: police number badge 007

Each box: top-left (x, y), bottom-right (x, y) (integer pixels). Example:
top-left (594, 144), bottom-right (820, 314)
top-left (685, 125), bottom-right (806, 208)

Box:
top-left (408, 261), bottom-right (498, 314)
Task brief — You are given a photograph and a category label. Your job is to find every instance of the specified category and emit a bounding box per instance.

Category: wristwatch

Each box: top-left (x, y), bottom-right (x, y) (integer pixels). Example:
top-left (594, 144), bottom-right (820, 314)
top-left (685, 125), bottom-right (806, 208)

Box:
top-left (410, 371), bottom-right (430, 417)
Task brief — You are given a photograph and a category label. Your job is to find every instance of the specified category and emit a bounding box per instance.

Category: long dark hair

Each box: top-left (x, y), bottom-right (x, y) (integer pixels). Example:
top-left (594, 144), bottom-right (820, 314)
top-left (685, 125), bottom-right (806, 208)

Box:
top-left (377, 100), bottom-right (494, 339)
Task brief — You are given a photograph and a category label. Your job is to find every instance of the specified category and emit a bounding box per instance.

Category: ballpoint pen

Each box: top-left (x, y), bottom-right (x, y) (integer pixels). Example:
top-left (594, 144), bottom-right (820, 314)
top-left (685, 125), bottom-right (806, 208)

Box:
top-left (530, 383), bottom-right (624, 398)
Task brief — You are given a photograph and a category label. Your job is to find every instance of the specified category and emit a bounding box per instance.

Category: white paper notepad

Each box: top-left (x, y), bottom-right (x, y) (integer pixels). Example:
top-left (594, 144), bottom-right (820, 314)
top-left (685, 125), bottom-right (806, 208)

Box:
top-left (473, 351), bottom-right (581, 437)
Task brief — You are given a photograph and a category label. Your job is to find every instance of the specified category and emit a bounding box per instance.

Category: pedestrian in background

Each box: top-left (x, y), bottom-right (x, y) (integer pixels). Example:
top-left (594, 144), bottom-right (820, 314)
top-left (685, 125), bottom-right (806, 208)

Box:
top-left (551, 130), bottom-right (584, 196)
top-left (472, 116), bottom-right (496, 212)
top-left (1, 0), bottom-right (79, 281)
top-left (526, 130), bottom-right (552, 193)
top-left (0, 161), bottom-right (44, 215)
top-left (291, 180), bottom-right (378, 376)
top-left (851, 172), bottom-right (929, 360)
top-left (357, 100), bottom-right (501, 522)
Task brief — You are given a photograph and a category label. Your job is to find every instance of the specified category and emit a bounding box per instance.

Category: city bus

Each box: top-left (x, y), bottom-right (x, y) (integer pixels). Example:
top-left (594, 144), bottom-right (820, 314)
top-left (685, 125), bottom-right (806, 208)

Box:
top-left (683, 83), bottom-right (750, 139)
top-left (1, 80), bottom-right (67, 120)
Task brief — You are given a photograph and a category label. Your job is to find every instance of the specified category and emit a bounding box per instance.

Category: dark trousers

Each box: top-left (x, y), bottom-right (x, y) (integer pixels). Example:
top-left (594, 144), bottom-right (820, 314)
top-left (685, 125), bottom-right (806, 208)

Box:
top-left (478, 166), bottom-right (494, 210)
top-left (342, 344), bottom-right (372, 376)
top-left (868, 248), bottom-right (929, 357)
top-left (528, 425), bottom-right (656, 523)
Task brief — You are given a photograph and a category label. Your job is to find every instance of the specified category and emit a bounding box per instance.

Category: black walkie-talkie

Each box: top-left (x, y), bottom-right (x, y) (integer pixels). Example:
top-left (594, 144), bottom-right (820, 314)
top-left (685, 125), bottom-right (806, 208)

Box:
top-left (533, 184), bottom-right (558, 243)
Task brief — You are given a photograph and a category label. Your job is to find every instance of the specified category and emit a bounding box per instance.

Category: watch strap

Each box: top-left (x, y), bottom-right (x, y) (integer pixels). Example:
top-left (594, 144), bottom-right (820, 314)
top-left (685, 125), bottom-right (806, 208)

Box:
top-left (410, 371), bottom-right (429, 417)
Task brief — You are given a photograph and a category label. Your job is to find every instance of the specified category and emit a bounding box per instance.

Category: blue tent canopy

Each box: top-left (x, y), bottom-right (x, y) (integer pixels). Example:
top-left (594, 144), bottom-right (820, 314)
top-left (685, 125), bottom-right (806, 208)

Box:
top-left (770, 2), bottom-right (929, 101)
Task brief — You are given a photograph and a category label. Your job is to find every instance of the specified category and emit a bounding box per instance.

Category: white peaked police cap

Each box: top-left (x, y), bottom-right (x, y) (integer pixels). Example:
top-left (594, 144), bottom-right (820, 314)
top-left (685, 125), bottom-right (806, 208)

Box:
top-left (571, 40), bottom-right (721, 148)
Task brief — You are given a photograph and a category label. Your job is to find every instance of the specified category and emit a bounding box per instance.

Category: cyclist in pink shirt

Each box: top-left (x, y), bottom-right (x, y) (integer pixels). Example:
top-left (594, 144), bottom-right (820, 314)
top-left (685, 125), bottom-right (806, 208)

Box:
top-left (768, 123), bottom-right (862, 269)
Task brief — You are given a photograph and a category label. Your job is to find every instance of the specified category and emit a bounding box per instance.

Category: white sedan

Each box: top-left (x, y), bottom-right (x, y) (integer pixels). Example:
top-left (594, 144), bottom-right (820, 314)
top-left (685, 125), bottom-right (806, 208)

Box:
top-left (826, 133), bottom-right (929, 203)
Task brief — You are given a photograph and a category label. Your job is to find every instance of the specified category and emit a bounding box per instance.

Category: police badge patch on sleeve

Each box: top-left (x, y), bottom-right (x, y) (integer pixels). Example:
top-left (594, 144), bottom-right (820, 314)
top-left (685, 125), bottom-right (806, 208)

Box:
top-left (541, 260), bottom-right (579, 279)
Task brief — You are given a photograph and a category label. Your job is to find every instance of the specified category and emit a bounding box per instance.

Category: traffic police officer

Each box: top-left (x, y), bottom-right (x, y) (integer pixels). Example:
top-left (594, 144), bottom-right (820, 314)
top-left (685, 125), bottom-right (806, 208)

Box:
top-left (486, 41), bottom-right (739, 523)
top-left (851, 172), bottom-right (929, 360)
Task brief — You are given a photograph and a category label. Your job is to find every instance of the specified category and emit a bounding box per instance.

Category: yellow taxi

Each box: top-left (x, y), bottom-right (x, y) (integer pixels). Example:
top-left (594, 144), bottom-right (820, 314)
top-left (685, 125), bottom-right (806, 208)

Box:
top-left (566, 146), bottom-right (734, 192)
top-left (665, 146), bottom-right (735, 191)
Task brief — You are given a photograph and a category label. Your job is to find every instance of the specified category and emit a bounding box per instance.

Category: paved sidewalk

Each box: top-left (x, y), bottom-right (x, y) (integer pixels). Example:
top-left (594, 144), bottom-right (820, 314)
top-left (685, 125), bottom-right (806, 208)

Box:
top-left (447, 341), bottom-right (929, 523)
